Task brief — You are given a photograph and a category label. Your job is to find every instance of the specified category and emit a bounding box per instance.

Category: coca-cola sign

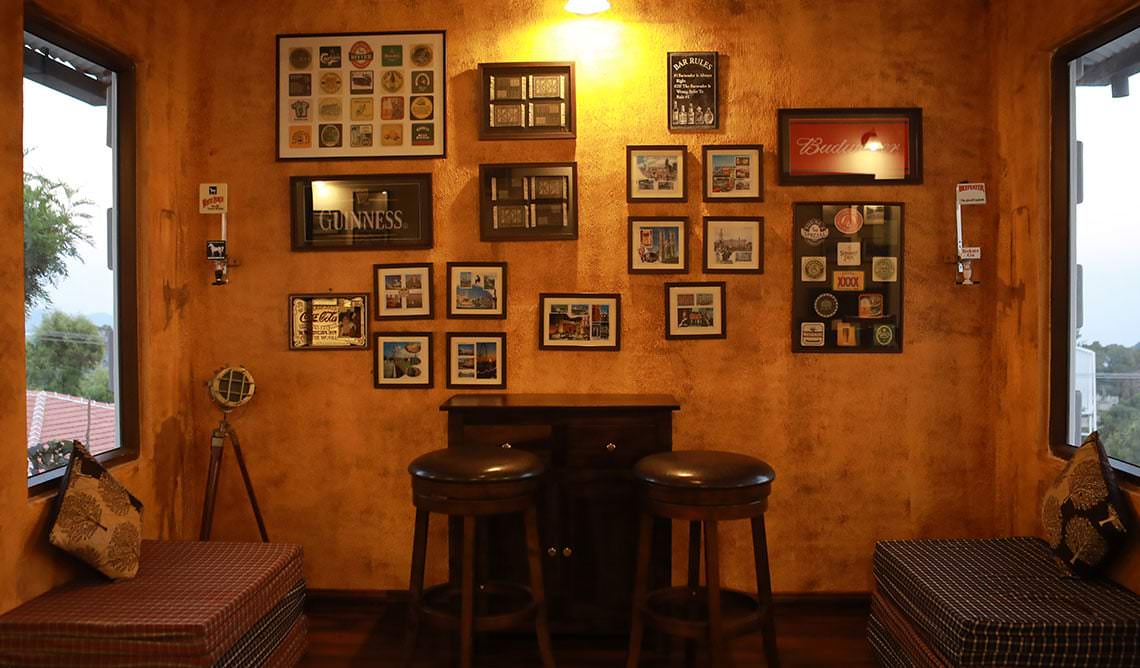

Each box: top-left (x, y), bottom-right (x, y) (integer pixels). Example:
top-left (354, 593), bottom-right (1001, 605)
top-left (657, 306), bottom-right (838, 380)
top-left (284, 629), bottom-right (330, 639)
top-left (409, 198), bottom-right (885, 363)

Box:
top-left (289, 293), bottom-right (369, 350)
top-left (291, 174), bottom-right (433, 251)
top-left (778, 108), bottom-right (923, 185)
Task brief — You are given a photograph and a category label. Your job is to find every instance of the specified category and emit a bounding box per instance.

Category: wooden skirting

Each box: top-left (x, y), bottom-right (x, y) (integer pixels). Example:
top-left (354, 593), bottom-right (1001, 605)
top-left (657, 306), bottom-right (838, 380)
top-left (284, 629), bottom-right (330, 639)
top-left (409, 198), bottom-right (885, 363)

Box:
top-left (305, 588), bottom-right (870, 609)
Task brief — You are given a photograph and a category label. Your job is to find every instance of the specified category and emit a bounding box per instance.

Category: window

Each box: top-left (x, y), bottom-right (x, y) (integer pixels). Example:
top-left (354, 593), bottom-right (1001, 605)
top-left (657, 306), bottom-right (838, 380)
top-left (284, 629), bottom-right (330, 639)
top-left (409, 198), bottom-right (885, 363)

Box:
top-left (23, 13), bottom-right (137, 490)
top-left (1052, 7), bottom-right (1140, 479)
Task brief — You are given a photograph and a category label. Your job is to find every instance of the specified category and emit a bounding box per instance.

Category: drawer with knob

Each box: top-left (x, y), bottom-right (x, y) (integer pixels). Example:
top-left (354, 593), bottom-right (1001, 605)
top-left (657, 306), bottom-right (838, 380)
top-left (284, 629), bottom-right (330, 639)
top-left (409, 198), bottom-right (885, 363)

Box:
top-left (564, 417), bottom-right (658, 470)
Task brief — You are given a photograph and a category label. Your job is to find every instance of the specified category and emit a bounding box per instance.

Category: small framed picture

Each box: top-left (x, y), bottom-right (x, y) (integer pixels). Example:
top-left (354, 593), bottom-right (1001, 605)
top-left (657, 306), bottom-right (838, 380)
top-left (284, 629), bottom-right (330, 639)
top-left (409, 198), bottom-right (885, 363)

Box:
top-left (627, 145), bottom-right (687, 202)
top-left (374, 333), bottom-right (433, 388)
top-left (664, 282), bottom-right (726, 340)
top-left (446, 332), bottom-right (506, 389)
top-left (629, 217), bottom-right (688, 274)
top-left (539, 293), bottom-right (621, 351)
top-left (703, 217), bottom-right (764, 274)
top-left (447, 262), bottom-right (506, 319)
top-left (702, 145), bottom-right (763, 202)
top-left (373, 263), bottom-right (433, 319)
top-left (289, 293), bottom-right (369, 350)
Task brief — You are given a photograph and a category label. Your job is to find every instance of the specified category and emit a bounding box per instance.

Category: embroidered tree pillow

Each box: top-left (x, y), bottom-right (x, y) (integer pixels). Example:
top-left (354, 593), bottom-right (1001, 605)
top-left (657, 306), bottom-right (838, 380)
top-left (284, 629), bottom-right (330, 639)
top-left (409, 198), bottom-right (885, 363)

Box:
top-left (48, 442), bottom-right (144, 579)
top-left (1041, 431), bottom-right (1131, 576)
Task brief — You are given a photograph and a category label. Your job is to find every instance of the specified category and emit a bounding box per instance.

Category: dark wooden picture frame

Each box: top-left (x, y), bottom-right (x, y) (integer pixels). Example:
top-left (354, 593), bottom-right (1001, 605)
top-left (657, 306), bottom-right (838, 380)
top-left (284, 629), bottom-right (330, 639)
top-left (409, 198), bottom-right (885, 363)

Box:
top-left (288, 293), bottom-right (370, 351)
top-left (276, 30), bottom-right (446, 161)
top-left (373, 332), bottom-right (433, 389)
top-left (538, 293), bottom-right (622, 351)
top-left (668, 51), bottom-right (718, 131)
top-left (627, 145), bottom-right (688, 203)
top-left (703, 216), bottom-right (764, 274)
top-left (478, 163), bottom-right (578, 241)
top-left (701, 144), bottom-right (764, 202)
top-left (628, 217), bottom-right (689, 274)
top-left (777, 108), bottom-right (923, 185)
top-left (446, 332), bottom-right (507, 389)
top-left (478, 61), bottom-right (576, 140)
top-left (373, 263), bottom-right (433, 320)
top-left (664, 282), bottom-right (727, 340)
top-left (791, 202), bottom-right (904, 353)
top-left (290, 173), bottom-right (433, 251)
top-left (446, 262), bottom-right (507, 319)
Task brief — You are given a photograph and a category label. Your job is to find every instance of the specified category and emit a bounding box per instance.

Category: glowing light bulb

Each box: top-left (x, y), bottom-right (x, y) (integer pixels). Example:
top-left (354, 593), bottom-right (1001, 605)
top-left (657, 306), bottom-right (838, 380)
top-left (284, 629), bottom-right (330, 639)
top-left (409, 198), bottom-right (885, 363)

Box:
top-left (565, 0), bottom-right (610, 15)
top-left (861, 130), bottom-right (884, 152)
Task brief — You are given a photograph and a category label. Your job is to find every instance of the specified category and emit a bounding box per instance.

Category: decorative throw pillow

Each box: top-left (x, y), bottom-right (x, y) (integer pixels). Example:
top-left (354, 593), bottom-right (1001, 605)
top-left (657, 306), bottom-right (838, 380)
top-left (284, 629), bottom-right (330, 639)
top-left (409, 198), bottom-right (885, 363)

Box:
top-left (48, 442), bottom-right (144, 579)
top-left (1041, 431), bottom-right (1131, 576)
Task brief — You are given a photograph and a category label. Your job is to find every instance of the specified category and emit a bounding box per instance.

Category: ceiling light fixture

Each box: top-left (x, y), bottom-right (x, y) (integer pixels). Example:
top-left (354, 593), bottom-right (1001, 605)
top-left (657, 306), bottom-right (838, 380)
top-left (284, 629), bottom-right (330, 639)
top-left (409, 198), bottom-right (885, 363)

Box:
top-left (565, 0), bottom-right (611, 15)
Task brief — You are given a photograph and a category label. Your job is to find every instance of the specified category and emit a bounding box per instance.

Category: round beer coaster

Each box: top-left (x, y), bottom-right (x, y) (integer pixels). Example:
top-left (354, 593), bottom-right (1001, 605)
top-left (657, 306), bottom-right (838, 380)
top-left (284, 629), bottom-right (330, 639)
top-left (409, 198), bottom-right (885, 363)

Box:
top-left (874, 324), bottom-right (895, 346)
top-left (804, 257), bottom-right (826, 281)
top-left (410, 96), bottom-right (433, 120)
top-left (411, 44), bottom-right (433, 67)
top-left (800, 218), bottom-right (830, 246)
top-left (814, 293), bottom-right (839, 318)
top-left (834, 207), bottom-right (864, 235)
top-left (381, 70), bottom-right (404, 93)
top-left (289, 48), bottom-right (311, 70)
top-left (320, 72), bottom-right (342, 94)
top-left (348, 41), bottom-right (373, 68)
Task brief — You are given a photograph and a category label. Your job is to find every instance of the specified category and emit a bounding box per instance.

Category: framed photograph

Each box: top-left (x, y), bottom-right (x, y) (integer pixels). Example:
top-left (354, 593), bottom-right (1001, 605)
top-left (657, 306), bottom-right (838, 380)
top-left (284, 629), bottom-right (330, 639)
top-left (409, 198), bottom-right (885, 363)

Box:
top-left (664, 282), bottom-right (726, 340)
top-left (447, 332), bottom-right (506, 389)
top-left (702, 145), bottom-right (763, 202)
top-left (777, 108), bottom-right (923, 185)
top-left (289, 293), bottom-right (369, 350)
top-left (479, 163), bottom-right (577, 241)
top-left (668, 52), bottom-right (718, 131)
top-left (374, 333), bottom-right (432, 388)
top-left (792, 202), bottom-right (904, 353)
top-left (447, 262), bottom-right (506, 319)
top-left (629, 217), bottom-right (688, 274)
top-left (373, 263), bottom-right (432, 319)
top-left (627, 145), bottom-right (687, 202)
top-left (703, 217), bottom-right (764, 274)
top-left (538, 293), bottom-right (621, 351)
top-left (277, 31), bottom-right (446, 160)
top-left (479, 62), bottom-right (575, 140)
top-left (291, 174), bottom-right (432, 251)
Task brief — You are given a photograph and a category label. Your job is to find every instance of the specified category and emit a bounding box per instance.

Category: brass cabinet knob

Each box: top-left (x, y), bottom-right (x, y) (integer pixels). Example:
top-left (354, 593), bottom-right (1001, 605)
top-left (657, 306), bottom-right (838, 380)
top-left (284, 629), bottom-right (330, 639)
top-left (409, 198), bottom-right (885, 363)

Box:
top-left (501, 443), bottom-right (512, 449)
top-left (562, 547), bottom-right (573, 557)
top-left (605, 443), bottom-right (617, 452)
top-left (547, 547), bottom-right (557, 557)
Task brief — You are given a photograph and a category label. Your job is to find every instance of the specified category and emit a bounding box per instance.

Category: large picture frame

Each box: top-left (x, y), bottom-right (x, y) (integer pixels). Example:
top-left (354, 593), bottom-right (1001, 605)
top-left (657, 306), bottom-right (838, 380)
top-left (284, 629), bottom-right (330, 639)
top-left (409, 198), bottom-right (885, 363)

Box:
top-left (628, 217), bottom-right (688, 274)
top-left (778, 108), bottom-right (923, 185)
top-left (668, 52), bottom-right (718, 131)
top-left (446, 332), bottom-right (507, 389)
top-left (479, 163), bottom-right (578, 241)
top-left (538, 293), bottom-right (621, 351)
top-left (277, 31), bottom-right (446, 160)
top-left (373, 263), bottom-right (433, 320)
top-left (446, 262), bottom-right (507, 319)
top-left (664, 282), bottom-right (726, 340)
top-left (478, 62), bottom-right (576, 140)
top-left (792, 202), bottom-right (904, 353)
top-left (373, 332), bottom-right (433, 388)
top-left (627, 145), bottom-right (688, 203)
top-left (290, 173), bottom-right (433, 251)
top-left (702, 144), bottom-right (763, 202)
top-left (288, 293), bottom-right (369, 350)
top-left (703, 217), bottom-right (764, 274)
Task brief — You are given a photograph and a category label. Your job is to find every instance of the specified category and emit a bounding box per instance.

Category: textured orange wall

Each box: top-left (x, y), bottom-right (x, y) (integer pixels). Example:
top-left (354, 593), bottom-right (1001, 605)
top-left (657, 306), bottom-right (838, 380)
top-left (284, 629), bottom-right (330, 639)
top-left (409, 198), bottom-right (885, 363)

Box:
top-left (991, 0), bottom-right (1140, 592)
top-left (189, 0), bottom-right (999, 593)
top-left (0, 0), bottom-right (195, 612)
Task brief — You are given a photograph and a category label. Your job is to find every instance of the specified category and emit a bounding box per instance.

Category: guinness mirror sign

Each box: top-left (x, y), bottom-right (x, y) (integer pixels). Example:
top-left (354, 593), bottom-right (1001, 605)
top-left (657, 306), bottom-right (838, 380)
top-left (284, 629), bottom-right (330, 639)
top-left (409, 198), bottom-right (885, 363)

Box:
top-left (291, 173), bottom-right (433, 250)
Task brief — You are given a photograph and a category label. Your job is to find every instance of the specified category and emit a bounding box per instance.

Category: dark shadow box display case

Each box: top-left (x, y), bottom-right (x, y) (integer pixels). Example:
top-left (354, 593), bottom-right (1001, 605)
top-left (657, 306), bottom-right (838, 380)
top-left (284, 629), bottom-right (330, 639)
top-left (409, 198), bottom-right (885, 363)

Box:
top-left (478, 62), bottom-right (575, 140)
top-left (479, 163), bottom-right (578, 241)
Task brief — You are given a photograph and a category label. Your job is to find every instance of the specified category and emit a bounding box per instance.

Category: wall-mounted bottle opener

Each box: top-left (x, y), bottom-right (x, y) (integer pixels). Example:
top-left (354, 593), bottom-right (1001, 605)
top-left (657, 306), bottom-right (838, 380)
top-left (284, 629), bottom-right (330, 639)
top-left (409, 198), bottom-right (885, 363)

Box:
top-left (955, 182), bottom-right (985, 285)
top-left (199, 183), bottom-right (237, 285)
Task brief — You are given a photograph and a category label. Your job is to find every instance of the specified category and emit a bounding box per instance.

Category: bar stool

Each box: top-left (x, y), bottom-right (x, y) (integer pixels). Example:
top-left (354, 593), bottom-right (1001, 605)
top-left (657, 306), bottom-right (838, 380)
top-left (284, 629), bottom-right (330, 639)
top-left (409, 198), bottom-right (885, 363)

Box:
top-left (402, 446), bottom-right (555, 668)
top-left (626, 451), bottom-right (779, 668)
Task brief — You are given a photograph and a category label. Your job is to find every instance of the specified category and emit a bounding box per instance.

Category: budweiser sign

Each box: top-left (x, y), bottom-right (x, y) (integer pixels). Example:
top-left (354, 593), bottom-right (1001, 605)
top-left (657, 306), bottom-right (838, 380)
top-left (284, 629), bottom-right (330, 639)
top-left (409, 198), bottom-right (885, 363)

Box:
top-left (782, 110), bottom-right (921, 183)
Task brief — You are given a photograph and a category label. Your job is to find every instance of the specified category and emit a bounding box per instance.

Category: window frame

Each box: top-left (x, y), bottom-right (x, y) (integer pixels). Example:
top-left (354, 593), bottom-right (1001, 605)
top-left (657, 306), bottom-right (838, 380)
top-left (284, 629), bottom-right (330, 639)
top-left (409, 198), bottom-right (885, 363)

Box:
top-left (1050, 5), bottom-right (1140, 485)
top-left (24, 4), bottom-right (139, 495)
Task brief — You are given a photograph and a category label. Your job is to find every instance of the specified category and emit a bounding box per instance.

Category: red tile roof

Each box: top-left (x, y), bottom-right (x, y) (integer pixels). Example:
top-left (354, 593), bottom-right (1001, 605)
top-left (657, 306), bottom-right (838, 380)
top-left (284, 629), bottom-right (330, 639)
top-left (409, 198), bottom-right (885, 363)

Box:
top-left (26, 390), bottom-right (117, 456)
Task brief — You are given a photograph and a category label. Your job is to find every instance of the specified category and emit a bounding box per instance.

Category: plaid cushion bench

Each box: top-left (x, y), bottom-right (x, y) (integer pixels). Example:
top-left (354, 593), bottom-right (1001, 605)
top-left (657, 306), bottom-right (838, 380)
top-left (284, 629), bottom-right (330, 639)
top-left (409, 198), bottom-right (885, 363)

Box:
top-left (871, 537), bottom-right (1140, 667)
top-left (0, 540), bottom-right (307, 667)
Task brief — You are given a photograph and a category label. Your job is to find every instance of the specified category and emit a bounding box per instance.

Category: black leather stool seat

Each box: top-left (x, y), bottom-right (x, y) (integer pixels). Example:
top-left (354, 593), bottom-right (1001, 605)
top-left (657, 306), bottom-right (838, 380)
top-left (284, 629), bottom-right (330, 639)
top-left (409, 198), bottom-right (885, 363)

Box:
top-left (634, 451), bottom-right (775, 489)
top-left (409, 446), bottom-right (544, 483)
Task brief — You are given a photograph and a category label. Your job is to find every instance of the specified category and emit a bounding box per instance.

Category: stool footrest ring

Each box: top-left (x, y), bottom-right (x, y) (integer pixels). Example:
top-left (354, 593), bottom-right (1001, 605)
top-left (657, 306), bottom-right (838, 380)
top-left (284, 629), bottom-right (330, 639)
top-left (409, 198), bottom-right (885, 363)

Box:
top-left (640, 586), bottom-right (767, 640)
top-left (420, 581), bottom-right (538, 632)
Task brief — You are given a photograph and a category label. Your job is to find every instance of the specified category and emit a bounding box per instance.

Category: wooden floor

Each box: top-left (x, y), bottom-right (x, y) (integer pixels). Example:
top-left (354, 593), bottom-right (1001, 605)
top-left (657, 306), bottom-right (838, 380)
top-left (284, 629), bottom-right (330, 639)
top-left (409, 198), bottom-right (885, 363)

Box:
top-left (299, 596), bottom-right (876, 667)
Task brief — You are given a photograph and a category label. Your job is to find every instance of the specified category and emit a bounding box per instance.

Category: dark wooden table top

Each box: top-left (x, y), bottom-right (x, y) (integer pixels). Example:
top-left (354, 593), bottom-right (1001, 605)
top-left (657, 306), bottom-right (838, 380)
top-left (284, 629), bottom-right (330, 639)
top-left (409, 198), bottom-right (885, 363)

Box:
top-left (440, 393), bottom-right (680, 411)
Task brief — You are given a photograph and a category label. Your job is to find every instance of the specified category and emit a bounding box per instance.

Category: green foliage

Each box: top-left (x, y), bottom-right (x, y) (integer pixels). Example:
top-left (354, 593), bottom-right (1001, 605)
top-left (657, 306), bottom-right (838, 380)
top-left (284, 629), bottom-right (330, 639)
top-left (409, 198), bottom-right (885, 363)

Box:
top-left (1099, 394), bottom-right (1140, 467)
top-left (1084, 341), bottom-right (1140, 466)
top-left (23, 169), bottom-right (92, 312)
top-left (78, 366), bottom-right (114, 403)
top-left (26, 311), bottom-right (106, 397)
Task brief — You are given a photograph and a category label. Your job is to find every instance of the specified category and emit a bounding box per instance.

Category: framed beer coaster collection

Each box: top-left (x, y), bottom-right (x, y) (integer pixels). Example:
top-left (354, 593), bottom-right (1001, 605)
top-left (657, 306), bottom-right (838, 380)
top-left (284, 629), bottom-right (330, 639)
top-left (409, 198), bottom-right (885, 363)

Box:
top-left (479, 163), bottom-right (578, 241)
top-left (277, 31), bottom-right (446, 160)
top-left (374, 333), bottom-right (433, 388)
top-left (478, 62), bottom-right (575, 140)
top-left (792, 202), bottom-right (903, 353)
top-left (777, 108), bottom-right (923, 185)
top-left (288, 293), bottom-right (370, 351)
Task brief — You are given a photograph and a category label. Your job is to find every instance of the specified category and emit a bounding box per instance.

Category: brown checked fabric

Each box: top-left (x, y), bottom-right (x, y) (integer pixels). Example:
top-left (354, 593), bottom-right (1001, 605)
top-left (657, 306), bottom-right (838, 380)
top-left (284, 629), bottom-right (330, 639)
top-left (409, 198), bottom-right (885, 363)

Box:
top-left (48, 442), bottom-right (144, 580)
top-left (1042, 431), bottom-right (1132, 576)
